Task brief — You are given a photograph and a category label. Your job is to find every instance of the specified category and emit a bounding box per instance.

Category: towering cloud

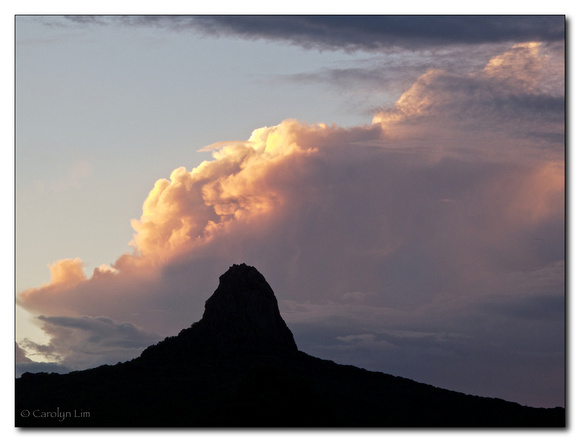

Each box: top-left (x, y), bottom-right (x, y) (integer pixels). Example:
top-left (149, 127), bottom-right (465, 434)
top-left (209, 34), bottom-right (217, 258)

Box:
top-left (127, 120), bottom-right (327, 262)
top-left (17, 41), bottom-right (564, 407)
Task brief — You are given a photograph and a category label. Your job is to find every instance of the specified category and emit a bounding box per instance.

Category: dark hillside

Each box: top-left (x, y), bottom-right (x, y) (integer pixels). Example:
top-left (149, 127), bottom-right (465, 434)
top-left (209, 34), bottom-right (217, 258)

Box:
top-left (16, 264), bottom-right (565, 427)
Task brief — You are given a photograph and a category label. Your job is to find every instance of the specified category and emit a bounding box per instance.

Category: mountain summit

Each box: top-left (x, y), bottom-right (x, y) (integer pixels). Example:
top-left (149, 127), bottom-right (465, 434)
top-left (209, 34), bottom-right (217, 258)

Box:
top-left (136, 264), bottom-right (297, 364)
top-left (200, 264), bottom-right (297, 351)
top-left (16, 264), bottom-right (565, 427)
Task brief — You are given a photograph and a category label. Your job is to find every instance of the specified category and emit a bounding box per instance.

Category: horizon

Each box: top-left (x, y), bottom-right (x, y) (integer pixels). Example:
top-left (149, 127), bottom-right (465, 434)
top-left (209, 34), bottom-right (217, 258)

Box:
top-left (15, 14), bottom-right (565, 409)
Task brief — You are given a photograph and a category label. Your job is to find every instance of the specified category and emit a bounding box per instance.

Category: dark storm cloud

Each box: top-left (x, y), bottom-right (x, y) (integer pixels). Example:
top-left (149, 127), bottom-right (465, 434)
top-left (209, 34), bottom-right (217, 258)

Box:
top-left (136, 15), bottom-right (565, 50)
top-left (61, 15), bottom-right (565, 51)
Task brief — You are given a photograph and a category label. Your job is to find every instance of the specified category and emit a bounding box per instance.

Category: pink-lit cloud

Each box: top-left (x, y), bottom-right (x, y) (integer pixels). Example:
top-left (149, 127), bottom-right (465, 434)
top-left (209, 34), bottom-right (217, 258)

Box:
top-left (16, 42), bottom-right (564, 407)
top-left (373, 42), bottom-right (564, 155)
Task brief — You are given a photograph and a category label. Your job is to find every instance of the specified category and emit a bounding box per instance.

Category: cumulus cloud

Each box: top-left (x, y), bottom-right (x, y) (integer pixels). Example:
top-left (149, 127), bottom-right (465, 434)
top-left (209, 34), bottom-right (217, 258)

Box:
top-left (47, 257), bottom-right (86, 286)
top-left (17, 41), bottom-right (564, 406)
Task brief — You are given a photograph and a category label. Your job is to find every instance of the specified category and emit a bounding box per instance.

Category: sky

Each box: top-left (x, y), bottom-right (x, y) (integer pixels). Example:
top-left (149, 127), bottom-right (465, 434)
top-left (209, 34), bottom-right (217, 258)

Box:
top-left (13, 13), bottom-right (566, 409)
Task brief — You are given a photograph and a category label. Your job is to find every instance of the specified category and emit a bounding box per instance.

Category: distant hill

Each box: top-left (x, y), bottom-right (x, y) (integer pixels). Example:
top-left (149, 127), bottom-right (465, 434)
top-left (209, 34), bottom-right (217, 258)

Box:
top-left (15, 264), bottom-right (565, 427)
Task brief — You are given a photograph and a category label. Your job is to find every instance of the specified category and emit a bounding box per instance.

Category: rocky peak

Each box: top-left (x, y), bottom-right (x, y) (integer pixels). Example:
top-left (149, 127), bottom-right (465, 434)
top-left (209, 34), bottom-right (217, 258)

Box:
top-left (198, 264), bottom-right (297, 351)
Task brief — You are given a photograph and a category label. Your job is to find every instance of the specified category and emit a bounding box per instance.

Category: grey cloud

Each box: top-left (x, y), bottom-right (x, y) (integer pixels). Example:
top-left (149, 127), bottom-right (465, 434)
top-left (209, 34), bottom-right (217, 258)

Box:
top-left (19, 315), bottom-right (161, 372)
top-left (62, 16), bottom-right (109, 25)
top-left (39, 315), bottom-right (161, 348)
top-left (56, 15), bottom-right (565, 52)
top-left (486, 94), bottom-right (564, 121)
top-left (15, 342), bottom-right (72, 377)
top-left (18, 339), bottom-right (61, 362)
top-left (445, 79), bottom-right (565, 125)
top-left (480, 294), bottom-right (565, 321)
top-left (15, 342), bottom-right (31, 364)
top-left (120, 15), bottom-right (564, 51)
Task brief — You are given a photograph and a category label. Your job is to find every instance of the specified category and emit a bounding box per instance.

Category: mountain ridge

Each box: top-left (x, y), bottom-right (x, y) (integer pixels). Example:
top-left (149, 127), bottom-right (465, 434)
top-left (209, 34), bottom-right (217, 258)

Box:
top-left (15, 264), bottom-right (565, 427)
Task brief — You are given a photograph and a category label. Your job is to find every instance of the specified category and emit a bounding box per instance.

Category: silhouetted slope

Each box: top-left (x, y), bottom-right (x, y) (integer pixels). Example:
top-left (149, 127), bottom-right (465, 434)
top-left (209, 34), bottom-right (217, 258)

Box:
top-left (16, 264), bottom-right (565, 427)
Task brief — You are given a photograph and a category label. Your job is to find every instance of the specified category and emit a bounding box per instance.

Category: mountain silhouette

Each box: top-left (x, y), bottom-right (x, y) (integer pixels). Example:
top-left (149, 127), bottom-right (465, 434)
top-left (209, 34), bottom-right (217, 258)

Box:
top-left (15, 264), bottom-right (565, 427)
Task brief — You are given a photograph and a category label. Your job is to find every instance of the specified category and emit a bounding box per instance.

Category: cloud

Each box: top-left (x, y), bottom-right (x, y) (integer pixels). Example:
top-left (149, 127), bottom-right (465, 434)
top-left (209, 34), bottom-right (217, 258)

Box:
top-left (336, 333), bottom-right (381, 344)
top-left (47, 257), bottom-right (86, 286)
top-left (16, 342), bottom-right (72, 377)
top-left (17, 315), bottom-right (161, 372)
top-left (483, 42), bottom-right (547, 91)
top-left (16, 342), bottom-right (32, 364)
top-left (373, 42), bottom-right (564, 152)
top-left (17, 42), bottom-right (564, 406)
top-left (99, 16), bottom-right (565, 52)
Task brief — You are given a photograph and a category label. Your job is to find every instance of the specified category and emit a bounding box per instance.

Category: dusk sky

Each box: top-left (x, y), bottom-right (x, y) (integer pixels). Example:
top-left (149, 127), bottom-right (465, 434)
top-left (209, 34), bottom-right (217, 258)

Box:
top-left (14, 13), bottom-right (565, 409)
